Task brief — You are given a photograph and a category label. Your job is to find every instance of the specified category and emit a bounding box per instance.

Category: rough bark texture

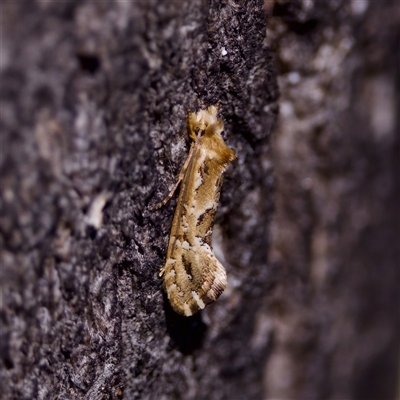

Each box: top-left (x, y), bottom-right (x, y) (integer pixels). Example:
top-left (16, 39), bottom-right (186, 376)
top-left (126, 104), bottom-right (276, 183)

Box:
top-left (0, 1), bottom-right (398, 400)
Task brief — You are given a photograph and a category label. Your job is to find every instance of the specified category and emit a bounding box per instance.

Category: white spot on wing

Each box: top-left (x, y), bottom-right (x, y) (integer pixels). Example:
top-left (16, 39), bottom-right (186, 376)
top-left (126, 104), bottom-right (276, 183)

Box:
top-left (191, 291), bottom-right (205, 310)
top-left (165, 270), bottom-right (176, 280)
top-left (167, 284), bottom-right (177, 297)
top-left (194, 171), bottom-right (203, 190)
top-left (183, 303), bottom-right (192, 316)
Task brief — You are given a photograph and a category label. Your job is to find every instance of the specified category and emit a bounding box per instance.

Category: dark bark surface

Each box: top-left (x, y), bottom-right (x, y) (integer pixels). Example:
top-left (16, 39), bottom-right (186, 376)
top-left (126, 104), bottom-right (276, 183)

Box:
top-left (0, 1), bottom-right (398, 400)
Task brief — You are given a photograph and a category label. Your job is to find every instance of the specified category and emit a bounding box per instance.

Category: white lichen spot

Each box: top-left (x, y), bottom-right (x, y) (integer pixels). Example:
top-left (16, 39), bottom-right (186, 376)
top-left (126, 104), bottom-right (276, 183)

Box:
top-left (86, 192), bottom-right (109, 229)
top-left (287, 72), bottom-right (300, 85)
top-left (280, 101), bottom-right (294, 118)
top-left (351, 0), bottom-right (369, 15)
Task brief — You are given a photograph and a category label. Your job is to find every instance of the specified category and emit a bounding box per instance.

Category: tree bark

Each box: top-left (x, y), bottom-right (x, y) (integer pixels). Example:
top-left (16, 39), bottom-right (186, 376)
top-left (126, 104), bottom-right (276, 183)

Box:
top-left (264, 1), bottom-right (400, 399)
top-left (0, 1), bottom-right (398, 400)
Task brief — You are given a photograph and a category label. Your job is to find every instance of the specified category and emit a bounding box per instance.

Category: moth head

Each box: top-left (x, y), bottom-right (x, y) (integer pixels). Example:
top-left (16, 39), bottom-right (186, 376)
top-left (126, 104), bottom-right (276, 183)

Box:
top-left (194, 105), bottom-right (220, 128)
top-left (206, 104), bottom-right (219, 118)
top-left (188, 105), bottom-right (228, 146)
top-left (204, 119), bottom-right (224, 139)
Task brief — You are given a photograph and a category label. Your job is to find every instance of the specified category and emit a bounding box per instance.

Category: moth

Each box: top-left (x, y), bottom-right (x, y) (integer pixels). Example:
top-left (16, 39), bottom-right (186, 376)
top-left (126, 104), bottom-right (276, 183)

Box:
top-left (152, 105), bottom-right (236, 316)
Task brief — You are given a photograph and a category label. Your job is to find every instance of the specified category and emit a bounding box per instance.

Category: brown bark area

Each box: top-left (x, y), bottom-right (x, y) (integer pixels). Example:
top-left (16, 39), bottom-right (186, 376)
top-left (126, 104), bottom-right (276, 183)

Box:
top-left (0, 1), bottom-right (398, 400)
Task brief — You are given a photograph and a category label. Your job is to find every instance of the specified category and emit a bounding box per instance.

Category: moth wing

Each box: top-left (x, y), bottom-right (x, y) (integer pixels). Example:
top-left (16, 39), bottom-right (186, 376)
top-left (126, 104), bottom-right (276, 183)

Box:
top-left (164, 249), bottom-right (227, 316)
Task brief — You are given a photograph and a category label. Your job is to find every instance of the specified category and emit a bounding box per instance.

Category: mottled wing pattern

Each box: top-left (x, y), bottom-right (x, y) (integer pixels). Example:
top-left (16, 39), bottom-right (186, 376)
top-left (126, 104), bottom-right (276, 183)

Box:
top-left (160, 106), bottom-right (236, 316)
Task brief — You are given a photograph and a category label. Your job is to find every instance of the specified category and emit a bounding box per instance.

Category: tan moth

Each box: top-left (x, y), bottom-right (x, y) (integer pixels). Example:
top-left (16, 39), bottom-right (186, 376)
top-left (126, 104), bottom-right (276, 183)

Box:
top-left (152, 105), bottom-right (236, 316)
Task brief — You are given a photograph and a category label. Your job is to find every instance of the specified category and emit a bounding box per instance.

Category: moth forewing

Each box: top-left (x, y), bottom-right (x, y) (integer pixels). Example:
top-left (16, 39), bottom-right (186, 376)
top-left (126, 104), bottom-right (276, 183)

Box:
top-left (158, 105), bottom-right (236, 316)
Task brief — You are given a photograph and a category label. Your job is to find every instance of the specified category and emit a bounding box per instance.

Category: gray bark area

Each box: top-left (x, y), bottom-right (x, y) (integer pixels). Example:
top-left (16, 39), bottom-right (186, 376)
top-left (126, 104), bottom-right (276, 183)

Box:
top-left (263, 1), bottom-right (399, 399)
top-left (0, 1), bottom-right (398, 400)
